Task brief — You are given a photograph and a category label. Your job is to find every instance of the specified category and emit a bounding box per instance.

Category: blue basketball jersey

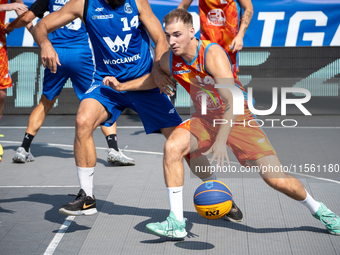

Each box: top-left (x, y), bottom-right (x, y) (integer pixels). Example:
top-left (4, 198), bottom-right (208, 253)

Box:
top-left (85, 0), bottom-right (154, 81)
top-left (29, 0), bottom-right (89, 48)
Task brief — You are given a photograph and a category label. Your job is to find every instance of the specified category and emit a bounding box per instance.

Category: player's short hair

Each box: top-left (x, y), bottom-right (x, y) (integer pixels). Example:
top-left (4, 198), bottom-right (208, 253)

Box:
top-left (163, 8), bottom-right (193, 27)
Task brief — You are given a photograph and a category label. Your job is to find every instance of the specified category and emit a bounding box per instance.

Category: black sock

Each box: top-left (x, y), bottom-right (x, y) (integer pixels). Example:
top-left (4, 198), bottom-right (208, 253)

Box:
top-left (106, 134), bottom-right (118, 151)
top-left (21, 133), bottom-right (34, 152)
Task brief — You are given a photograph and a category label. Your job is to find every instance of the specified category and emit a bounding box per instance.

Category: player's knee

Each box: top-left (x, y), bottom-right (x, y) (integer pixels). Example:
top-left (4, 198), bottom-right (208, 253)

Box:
top-left (264, 178), bottom-right (287, 192)
top-left (75, 114), bottom-right (93, 136)
top-left (164, 138), bottom-right (187, 160)
top-left (0, 90), bottom-right (6, 101)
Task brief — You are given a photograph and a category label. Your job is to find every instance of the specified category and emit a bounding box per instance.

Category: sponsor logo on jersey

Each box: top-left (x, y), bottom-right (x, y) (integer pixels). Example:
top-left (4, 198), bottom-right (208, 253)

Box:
top-left (257, 138), bottom-right (265, 143)
top-left (92, 14), bottom-right (114, 20)
top-left (175, 62), bottom-right (182, 67)
top-left (169, 108), bottom-right (175, 114)
top-left (95, 7), bottom-right (104, 12)
top-left (173, 69), bottom-right (191, 75)
top-left (196, 63), bottom-right (202, 72)
top-left (104, 34), bottom-right (132, 53)
top-left (207, 9), bottom-right (226, 27)
top-left (124, 3), bottom-right (133, 14)
top-left (55, 0), bottom-right (69, 4)
top-left (103, 54), bottom-right (141, 65)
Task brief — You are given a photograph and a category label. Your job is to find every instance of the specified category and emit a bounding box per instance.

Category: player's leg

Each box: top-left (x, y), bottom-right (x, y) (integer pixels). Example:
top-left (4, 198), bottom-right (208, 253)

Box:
top-left (13, 51), bottom-right (68, 163)
top-left (146, 127), bottom-right (194, 238)
top-left (13, 95), bottom-right (57, 163)
top-left (249, 154), bottom-right (340, 235)
top-left (102, 123), bottom-right (135, 166)
top-left (59, 98), bottom-right (110, 216)
top-left (0, 47), bottom-right (13, 162)
top-left (59, 83), bottom-right (125, 216)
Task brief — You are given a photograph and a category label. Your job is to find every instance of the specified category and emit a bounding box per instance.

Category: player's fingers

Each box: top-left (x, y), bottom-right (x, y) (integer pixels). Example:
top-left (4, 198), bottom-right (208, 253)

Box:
top-left (225, 153), bottom-right (230, 165)
top-left (56, 54), bottom-right (61, 66)
top-left (41, 58), bottom-right (46, 68)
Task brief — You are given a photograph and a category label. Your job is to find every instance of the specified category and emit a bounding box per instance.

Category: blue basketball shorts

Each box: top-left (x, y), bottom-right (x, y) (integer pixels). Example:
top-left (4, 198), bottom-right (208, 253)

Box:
top-left (82, 81), bottom-right (182, 134)
top-left (42, 47), bottom-right (94, 101)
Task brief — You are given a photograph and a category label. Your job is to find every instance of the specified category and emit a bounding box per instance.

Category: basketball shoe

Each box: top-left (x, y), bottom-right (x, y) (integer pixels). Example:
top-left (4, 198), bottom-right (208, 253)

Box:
top-left (12, 147), bottom-right (35, 163)
top-left (224, 201), bottom-right (243, 222)
top-left (59, 189), bottom-right (97, 216)
top-left (313, 202), bottom-right (340, 235)
top-left (146, 211), bottom-right (187, 238)
top-left (107, 147), bottom-right (135, 166)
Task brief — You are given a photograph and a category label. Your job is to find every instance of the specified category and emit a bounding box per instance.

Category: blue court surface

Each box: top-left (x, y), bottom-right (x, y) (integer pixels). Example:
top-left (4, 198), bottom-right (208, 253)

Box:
top-left (0, 114), bottom-right (339, 255)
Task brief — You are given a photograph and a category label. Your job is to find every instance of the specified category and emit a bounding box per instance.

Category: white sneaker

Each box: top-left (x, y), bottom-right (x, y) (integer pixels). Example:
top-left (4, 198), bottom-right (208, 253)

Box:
top-left (13, 147), bottom-right (35, 163)
top-left (107, 147), bottom-right (135, 166)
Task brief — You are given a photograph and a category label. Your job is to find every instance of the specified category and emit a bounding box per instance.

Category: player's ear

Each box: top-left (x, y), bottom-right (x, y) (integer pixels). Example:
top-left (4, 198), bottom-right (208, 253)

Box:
top-left (189, 26), bottom-right (195, 39)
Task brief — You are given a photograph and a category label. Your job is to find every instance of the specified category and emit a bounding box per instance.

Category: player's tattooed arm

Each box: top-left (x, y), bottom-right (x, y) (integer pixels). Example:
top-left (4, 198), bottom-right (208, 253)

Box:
top-left (177, 0), bottom-right (193, 11)
top-left (230, 0), bottom-right (253, 53)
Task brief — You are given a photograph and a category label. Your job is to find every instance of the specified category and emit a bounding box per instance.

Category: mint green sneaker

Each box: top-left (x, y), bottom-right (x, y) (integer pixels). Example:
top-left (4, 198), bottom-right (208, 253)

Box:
top-left (146, 211), bottom-right (187, 238)
top-left (313, 202), bottom-right (340, 235)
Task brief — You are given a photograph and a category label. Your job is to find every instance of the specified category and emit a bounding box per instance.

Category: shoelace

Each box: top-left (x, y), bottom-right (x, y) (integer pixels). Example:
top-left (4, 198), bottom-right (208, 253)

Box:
top-left (67, 193), bottom-right (84, 203)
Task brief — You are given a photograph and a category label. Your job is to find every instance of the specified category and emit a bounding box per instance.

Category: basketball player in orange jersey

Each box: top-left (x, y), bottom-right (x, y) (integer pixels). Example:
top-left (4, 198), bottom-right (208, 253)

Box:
top-left (141, 9), bottom-right (340, 238)
top-left (178, 0), bottom-right (253, 77)
top-left (0, 0), bottom-right (27, 161)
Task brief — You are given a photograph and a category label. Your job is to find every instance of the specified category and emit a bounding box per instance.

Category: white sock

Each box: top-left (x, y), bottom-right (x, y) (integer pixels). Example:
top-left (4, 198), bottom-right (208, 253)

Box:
top-left (77, 166), bottom-right (94, 198)
top-left (201, 172), bottom-right (217, 182)
top-left (167, 186), bottom-right (183, 222)
top-left (299, 189), bottom-right (320, 214)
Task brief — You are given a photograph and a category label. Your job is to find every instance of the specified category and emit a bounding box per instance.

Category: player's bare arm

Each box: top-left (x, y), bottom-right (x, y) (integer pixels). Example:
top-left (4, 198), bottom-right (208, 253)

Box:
top-left (178, 0), bottom-right (193, 11)
top-left (32, 0), bottom-right (84, 73)
top-left (202, 44), bottom-right (238, 167)
top-left (0, 2), bottom-right (27, 12)
top-left (230, 0), bottom-right (253, 52)
top-left (136, 0), bottom-right (176, 94)
top-left (5, 10), bottom-right (36, 34)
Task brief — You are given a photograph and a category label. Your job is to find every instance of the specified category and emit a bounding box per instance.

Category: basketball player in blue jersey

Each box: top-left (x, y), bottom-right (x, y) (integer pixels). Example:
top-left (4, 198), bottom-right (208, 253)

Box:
top-left (6, 0), bottom-right (134, 166)
top-left (30, 0), bottom-right (184, 216)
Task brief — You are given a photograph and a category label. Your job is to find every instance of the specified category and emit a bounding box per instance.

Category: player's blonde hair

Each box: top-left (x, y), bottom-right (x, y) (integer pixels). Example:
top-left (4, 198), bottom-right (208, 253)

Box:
top-left (163, 8), bottom-right (193, 27)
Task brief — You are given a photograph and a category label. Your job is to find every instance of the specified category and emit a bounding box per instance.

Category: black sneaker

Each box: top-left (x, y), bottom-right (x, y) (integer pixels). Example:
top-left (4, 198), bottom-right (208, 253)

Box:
top-left (224, 202), bottom-right (243, 222)
top-left (59, 189), bottom-right (97, 216)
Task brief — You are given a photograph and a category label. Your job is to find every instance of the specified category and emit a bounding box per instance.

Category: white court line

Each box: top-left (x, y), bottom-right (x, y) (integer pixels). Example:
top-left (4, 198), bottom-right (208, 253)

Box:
top-left (0, 140), bottom-right (163, 155)
top-left (43, 216), bottom-right (75, 255)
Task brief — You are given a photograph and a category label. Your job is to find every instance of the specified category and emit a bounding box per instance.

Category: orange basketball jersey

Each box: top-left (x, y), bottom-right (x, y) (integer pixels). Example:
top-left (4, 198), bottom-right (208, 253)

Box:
top-left (0, 0), bottom-right (7, 50)
top-left (199, 0), bottom-right (241, 76)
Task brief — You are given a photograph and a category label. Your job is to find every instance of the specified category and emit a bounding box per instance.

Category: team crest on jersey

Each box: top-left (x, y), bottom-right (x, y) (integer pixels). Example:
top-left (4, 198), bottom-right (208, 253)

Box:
top-left (196, 90), bottom-right (222, 110)
top-left (124, 3), bottom-right (133, 14)
top-left (207, 9), bottom-right (226, 27)
top-left (220, 0), bottom-right (228, 3)
top-left (196, 63), bottom-right (202, 72)
top-left (104, 34), bottom-right (132, 52)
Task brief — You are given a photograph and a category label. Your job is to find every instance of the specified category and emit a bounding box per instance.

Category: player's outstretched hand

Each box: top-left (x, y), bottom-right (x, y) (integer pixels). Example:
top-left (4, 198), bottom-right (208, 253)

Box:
top-left (6, 2), bottom-right (27, 12)
top-left (103, 76), bottom-right (122, 90)
top-left (40, 44), bottom-right (61, 73)
top-left (202, 141), bottom-right (230, 168)
top-left (151, 61), bottom-right (176, 96)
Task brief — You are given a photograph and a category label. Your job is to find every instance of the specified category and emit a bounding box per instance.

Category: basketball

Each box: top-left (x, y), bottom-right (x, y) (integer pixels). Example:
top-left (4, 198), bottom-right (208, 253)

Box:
top-left (193, 180), bottom-right (233, 219)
